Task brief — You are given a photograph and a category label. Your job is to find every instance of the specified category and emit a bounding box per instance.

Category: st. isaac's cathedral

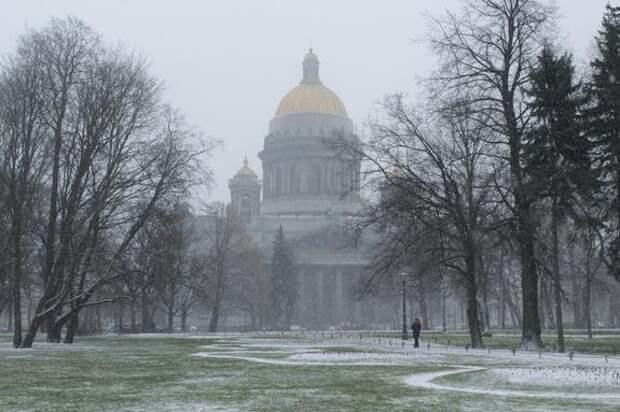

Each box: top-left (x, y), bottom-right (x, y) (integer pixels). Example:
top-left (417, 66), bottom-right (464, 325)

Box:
top-left (228, 50), bottom-right (394, 328)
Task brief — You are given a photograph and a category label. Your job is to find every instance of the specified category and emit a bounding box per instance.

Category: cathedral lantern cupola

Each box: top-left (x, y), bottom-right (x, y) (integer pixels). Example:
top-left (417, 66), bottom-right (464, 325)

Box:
top-left (273, 49), bottom-right (348, 118)
top-left (302, 49), bottom-right (320, 84)
top-left (258, 49), bottom-right (362, 216)
top-left (229, 157), bottom-right (261, 222)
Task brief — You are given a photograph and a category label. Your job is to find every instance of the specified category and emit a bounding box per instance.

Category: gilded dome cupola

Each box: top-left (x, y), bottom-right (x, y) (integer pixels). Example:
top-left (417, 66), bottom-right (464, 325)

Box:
top-left (275, 49), bottom-right (348, 117)
top-left (235, 156), bottom-right (258, 178)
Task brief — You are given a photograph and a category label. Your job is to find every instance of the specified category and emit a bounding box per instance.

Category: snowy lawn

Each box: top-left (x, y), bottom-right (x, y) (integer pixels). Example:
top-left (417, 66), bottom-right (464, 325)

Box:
top-left (1, 333), bottom-right (619, 411)
top-left (365, 329), bottom-right (620, 354)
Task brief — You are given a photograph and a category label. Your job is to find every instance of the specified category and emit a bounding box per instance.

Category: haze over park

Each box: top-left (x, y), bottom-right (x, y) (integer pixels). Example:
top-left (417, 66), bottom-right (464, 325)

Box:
top-left (1, 1), bottom-right (620, 411)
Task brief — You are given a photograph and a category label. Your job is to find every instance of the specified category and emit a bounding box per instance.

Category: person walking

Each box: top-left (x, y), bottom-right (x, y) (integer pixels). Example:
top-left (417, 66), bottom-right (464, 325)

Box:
top-left (411, 318), bottom-right (422, 348)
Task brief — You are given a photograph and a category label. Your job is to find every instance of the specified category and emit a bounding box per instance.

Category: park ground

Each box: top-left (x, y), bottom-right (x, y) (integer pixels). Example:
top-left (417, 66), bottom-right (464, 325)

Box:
top-left (1, 331), bottom-right (620, 411)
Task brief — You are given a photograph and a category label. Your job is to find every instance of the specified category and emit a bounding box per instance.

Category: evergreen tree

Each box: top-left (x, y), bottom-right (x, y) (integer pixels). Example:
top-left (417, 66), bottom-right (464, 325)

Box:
top-left (525, 44), bottom-right (591, 352)
top-left (586, 5), bottom-right (620, 281)
top-left (270, 225), bottom-right (297, 330)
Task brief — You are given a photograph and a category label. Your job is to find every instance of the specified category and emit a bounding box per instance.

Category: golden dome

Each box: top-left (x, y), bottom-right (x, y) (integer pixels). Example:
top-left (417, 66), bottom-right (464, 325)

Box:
top-left (274, 49), bottom-right (348, 117)
top-left (235, 157), bottom-right (257, 177)
top-left (275, 84), bottom-right (347, 116)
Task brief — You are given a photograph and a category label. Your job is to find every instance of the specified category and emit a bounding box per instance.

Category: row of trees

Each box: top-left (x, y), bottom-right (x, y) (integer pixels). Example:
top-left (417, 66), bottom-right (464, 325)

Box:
top-left (105, 208), bottom-right (298, 334)
top-left (0, 17), bottom-right (215, 348)
top-left (1, 188), bottom-right (299, 339)
top-left (0, 17), bottom-right (296, 343)
top-left (353, 1), bottom-right (620, 350)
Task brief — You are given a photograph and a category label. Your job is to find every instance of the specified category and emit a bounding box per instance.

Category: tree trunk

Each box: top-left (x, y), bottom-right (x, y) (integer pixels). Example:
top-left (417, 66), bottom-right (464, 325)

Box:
top-left (544, 277), bottom-right (556, 329)
top-left (20, 313), bottom-right (43, 348)
top-left (208, 309), bottom-right (220, 333)
top-left (27, 297), bottom-right (32, 330)
top-left (63, 311), bottom-right (79, 344)
top-left (551, 197), bottom-right (565, 352)
top-left (141, 290), bottom-right (151, 333)
top-left (476, 243), bottom-right (490, 333)
top-left (130, 304), bottom-right (136, 332)
top-left (0, 296), bottom-right (5, 323)
top-left (118, 301), bottom-right (124, 333)
top-left (11, 276), bottom-right (21, 348)
top-left (441, 290), bottom-right (447, 332)
top-left (47, 313), bottom-right (63, 343)
top-left (572, 277), bottom-right (582, 328)
top-left (95, 305), bottom-right (102, 334)
top-left (167, 307), bottom-right (174, 333)
top-left (11, 218), bottom-right (23, 348)
top-left (181, 304), bottom-right (188, 332)
top-left (481, 273), bottom-right (490, 333)
top-left (7, 302), bottom-right (13, 332)
top-left (478, 305), bottom-right (486, 334)
top-left (22, 116), bottom-right (65, 349)
top-left (209, 286), bottom-right (224, 332)
top-left (538, 278), bottom-right (546, 331)
top-left (584, 269), bottom-right (593, 339)
top-left (498, 250), bottom-right (506, 330)
top-left (506, 92), bottom-right (542, 347)
top-left (465, 250), bottom-right (483, 348)
top-left (518, 203), bottom-right (542, 349)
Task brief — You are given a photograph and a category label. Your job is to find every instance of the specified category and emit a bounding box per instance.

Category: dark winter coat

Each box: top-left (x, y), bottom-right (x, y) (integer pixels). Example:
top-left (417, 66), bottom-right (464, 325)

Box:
top-left (411, 321), bottom-right (421, 338)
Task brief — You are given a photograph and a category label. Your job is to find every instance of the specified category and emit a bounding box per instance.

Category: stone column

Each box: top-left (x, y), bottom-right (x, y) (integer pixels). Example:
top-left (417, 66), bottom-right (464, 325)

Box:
top-left (335, 268), bottom-right (344, 325)
top-left (296, 266), bottom-right (306, 325)
top-left (318, 269), bottom-right (327, 328)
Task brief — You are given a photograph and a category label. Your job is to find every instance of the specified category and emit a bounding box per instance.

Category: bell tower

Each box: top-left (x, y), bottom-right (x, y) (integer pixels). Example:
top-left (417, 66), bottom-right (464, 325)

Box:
top-left (229, 157), bottom-right (261, 223)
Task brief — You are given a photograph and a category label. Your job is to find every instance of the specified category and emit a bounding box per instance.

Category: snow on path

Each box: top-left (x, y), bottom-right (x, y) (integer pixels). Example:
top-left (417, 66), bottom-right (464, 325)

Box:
top-left (403, 366), bottom-right (620, 400)
top-left (191, 352), bottom-right (418, 366)
top-left (192, 335), bottom-right (620, 402)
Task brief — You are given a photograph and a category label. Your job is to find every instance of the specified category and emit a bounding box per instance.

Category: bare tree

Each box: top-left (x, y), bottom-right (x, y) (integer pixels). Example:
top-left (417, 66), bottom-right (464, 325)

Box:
top-left (0, 35), bottom-right (49, 347)
top-left (0, 17), bottom-right (215, 348)
top-left (153, 203), bottom-right (196, 333)
top-left (226, 235), bottom-right (268, 330)
top-left (194, 204), bottom-right (247, 333)
top-left (349, 96), bottom-right (497, 348)
top-left (427, 0), bottom-right (554, 348)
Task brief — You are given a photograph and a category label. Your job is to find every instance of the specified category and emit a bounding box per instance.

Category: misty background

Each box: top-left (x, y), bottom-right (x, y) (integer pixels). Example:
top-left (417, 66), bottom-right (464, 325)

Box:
top-left (0, 0), bottom-right (610, 202)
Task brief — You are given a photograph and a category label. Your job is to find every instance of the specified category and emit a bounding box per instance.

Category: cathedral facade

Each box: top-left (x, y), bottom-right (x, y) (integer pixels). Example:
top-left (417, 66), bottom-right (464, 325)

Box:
top-left (229, 50), bottom-right (392, 329)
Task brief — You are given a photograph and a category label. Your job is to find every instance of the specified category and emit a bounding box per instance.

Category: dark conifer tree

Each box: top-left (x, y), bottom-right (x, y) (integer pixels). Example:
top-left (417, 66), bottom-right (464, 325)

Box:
top-left (525, 44), bottom-right (591, 352)
top-left (270, 225), bottom-right (297, 330)
top-left (585, 5), bottom-right (620, 281)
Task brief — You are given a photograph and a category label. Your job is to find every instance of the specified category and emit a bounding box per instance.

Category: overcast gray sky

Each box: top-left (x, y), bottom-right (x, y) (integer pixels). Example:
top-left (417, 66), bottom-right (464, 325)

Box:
top-left (0, 0), bottom-right (614, 202)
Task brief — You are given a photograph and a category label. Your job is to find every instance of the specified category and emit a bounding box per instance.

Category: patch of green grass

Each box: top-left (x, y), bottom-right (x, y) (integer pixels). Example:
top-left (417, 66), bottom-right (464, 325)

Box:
top-left (0, 334), bottom-right (618, 411)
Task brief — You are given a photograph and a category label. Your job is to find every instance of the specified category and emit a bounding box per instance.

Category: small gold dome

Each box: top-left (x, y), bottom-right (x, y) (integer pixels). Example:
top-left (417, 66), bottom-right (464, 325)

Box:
top-left (235, 157), bottom-right (257, 177)
top-left (274, 49), bottom-right (348, 117)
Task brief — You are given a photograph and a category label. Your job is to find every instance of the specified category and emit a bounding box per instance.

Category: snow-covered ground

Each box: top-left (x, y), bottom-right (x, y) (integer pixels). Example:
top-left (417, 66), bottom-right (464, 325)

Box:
top-left (193, 333), bottom-right (620, 404)
top-left (3, 332), bottom-right (620, 411)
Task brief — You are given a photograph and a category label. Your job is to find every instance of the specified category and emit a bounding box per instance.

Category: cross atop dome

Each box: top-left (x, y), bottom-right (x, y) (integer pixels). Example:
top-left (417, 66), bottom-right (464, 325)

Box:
top-left (302, 48), bottom-right (320, 84)
top-left (235, 156), bottom-right (257, 178)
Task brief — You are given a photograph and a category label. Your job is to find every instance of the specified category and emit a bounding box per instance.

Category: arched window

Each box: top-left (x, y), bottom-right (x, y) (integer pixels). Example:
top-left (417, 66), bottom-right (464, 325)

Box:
top-left (264, 168), bottom-right (271, 199)
top-left (240, 194), bottom-right (252, 219)
top-left (290, 166), bottom-right (299, 194)
top-left (310, 164), bottom-right (321, 194)
top-left (339, 166), bottom-right (347, 193)
top-left (275, 166), bottom-right (282, 196)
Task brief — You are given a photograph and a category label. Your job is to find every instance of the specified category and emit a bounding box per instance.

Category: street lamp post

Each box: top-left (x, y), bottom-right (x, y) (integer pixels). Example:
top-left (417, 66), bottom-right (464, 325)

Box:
top-left (401, 271), bottom-right (409, 340)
